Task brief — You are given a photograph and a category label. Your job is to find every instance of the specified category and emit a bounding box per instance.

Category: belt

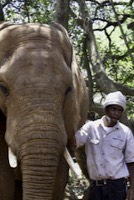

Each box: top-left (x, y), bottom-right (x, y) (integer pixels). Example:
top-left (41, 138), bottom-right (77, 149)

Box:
top-left (93, 178), bottom-right (127, 186)
top-left (93, 179), bottom-right (108, 186)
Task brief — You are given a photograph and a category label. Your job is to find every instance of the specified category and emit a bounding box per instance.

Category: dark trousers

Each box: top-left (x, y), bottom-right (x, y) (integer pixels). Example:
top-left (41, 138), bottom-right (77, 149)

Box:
top-left (88, 178), bottom-right (127, 200)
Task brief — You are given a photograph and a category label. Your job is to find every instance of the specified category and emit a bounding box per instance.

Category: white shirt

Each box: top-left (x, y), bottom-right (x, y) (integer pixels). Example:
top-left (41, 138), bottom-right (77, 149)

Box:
top-left (75, 116), bottom-right (134, 180)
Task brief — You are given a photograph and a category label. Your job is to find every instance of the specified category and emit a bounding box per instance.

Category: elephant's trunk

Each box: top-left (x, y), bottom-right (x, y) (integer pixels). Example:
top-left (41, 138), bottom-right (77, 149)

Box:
top-left (20, 129), bottom-right (65, 200)
top-left (5, 87), bottom-right (68, 199)
top-left (6, 112), bottom-right (67, 199)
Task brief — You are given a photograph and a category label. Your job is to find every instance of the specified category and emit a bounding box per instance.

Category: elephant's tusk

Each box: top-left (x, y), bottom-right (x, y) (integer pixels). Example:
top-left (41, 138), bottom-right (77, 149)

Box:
top-left (8, 146), bottom-right (81, 175)
top-left (8, 147), bottom-right (18, 168)
top-left (64, 147), bottom-right (82, 176)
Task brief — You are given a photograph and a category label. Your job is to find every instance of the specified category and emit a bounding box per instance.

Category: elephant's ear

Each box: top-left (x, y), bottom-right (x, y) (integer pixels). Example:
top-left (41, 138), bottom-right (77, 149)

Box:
top-left (63, 49), bottom-right (89, 141)
top-left (63, 84), bottom-right (80, 140)
top-left (50, 22), bottom-right (69, 39)
top-left (0, 22), bottom-right (14, 31)
top-left (51, 22), bottom-right (89, 141)
top-left (50, 22), bottom-right (72, 68)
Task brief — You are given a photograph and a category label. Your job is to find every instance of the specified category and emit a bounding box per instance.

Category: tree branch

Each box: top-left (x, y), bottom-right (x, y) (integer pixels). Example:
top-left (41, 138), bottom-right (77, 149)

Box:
top-left (55, 0), bottom-right (70, 30)
top-left (0, 3), bottom-right (4, 21)
top-left (109, 0), bottom-right (134, 64)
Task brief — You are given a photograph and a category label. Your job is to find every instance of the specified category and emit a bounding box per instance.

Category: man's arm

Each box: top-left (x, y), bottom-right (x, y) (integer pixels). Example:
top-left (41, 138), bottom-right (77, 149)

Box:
top-left (127, 162), bottom-right (134, 200)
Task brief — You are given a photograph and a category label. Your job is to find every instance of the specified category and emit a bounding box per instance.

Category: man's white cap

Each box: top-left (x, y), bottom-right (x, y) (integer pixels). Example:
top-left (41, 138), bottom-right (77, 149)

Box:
top-left (103, 91), bottom-right (126, 110)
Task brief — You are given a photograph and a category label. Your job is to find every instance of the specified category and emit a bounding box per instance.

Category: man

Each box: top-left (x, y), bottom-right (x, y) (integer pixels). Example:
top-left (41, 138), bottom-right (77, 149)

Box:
top-left (75, 91), bottom-right (134, 200)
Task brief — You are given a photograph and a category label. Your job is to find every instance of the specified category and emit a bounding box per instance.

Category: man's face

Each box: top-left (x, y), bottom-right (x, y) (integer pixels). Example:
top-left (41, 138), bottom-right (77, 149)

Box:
top-left (105, 105), bottom-right (123, 124)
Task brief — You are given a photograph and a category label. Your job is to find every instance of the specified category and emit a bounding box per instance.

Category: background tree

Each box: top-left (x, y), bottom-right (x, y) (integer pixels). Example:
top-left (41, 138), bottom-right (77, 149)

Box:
top-left (0, 0), bottom-right (133, 127)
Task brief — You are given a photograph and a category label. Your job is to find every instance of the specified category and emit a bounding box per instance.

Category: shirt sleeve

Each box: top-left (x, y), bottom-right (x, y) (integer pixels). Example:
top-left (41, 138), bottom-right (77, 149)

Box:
top-left (124, 128), bottom-right (134, 163)
top-left (75, 121), bottom-right (91, 147)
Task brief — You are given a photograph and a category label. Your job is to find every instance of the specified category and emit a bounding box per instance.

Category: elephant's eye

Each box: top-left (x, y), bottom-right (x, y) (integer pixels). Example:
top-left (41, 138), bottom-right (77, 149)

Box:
top-left (0, 82), bottom-right (9, 97)
top-left (65, 86), bottom-right (72, 95)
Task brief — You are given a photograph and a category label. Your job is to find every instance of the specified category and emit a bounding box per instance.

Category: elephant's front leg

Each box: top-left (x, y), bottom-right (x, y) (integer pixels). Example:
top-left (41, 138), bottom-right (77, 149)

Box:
top-left (0, 133), bottom-right (15, 200)
top-left (0, 167), bottom-right (15, 200)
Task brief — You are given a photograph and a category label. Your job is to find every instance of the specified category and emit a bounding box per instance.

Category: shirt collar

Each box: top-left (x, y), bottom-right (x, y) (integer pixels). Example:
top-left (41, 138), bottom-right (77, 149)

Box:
top-left (99, 116), bottom-right (120, 129)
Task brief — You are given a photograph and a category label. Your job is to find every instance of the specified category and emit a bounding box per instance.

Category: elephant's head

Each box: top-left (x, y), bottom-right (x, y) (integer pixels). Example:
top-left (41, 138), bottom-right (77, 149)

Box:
top-left (0, 22), bottom-right (88, 200)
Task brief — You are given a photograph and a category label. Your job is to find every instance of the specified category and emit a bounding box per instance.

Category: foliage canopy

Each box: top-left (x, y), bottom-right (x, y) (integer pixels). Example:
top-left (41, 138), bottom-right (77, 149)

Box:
top-left (0, 0), bottom-right (134, 122)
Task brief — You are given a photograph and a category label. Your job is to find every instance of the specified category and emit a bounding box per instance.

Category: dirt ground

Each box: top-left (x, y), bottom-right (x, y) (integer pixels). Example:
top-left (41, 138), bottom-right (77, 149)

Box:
top-left (65, 169), bottom-right (89, 200)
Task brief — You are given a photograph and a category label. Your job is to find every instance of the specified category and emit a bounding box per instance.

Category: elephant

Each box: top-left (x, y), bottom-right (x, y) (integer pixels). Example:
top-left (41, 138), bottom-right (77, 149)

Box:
top-left (0, 22), bottom-right (89, 200)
